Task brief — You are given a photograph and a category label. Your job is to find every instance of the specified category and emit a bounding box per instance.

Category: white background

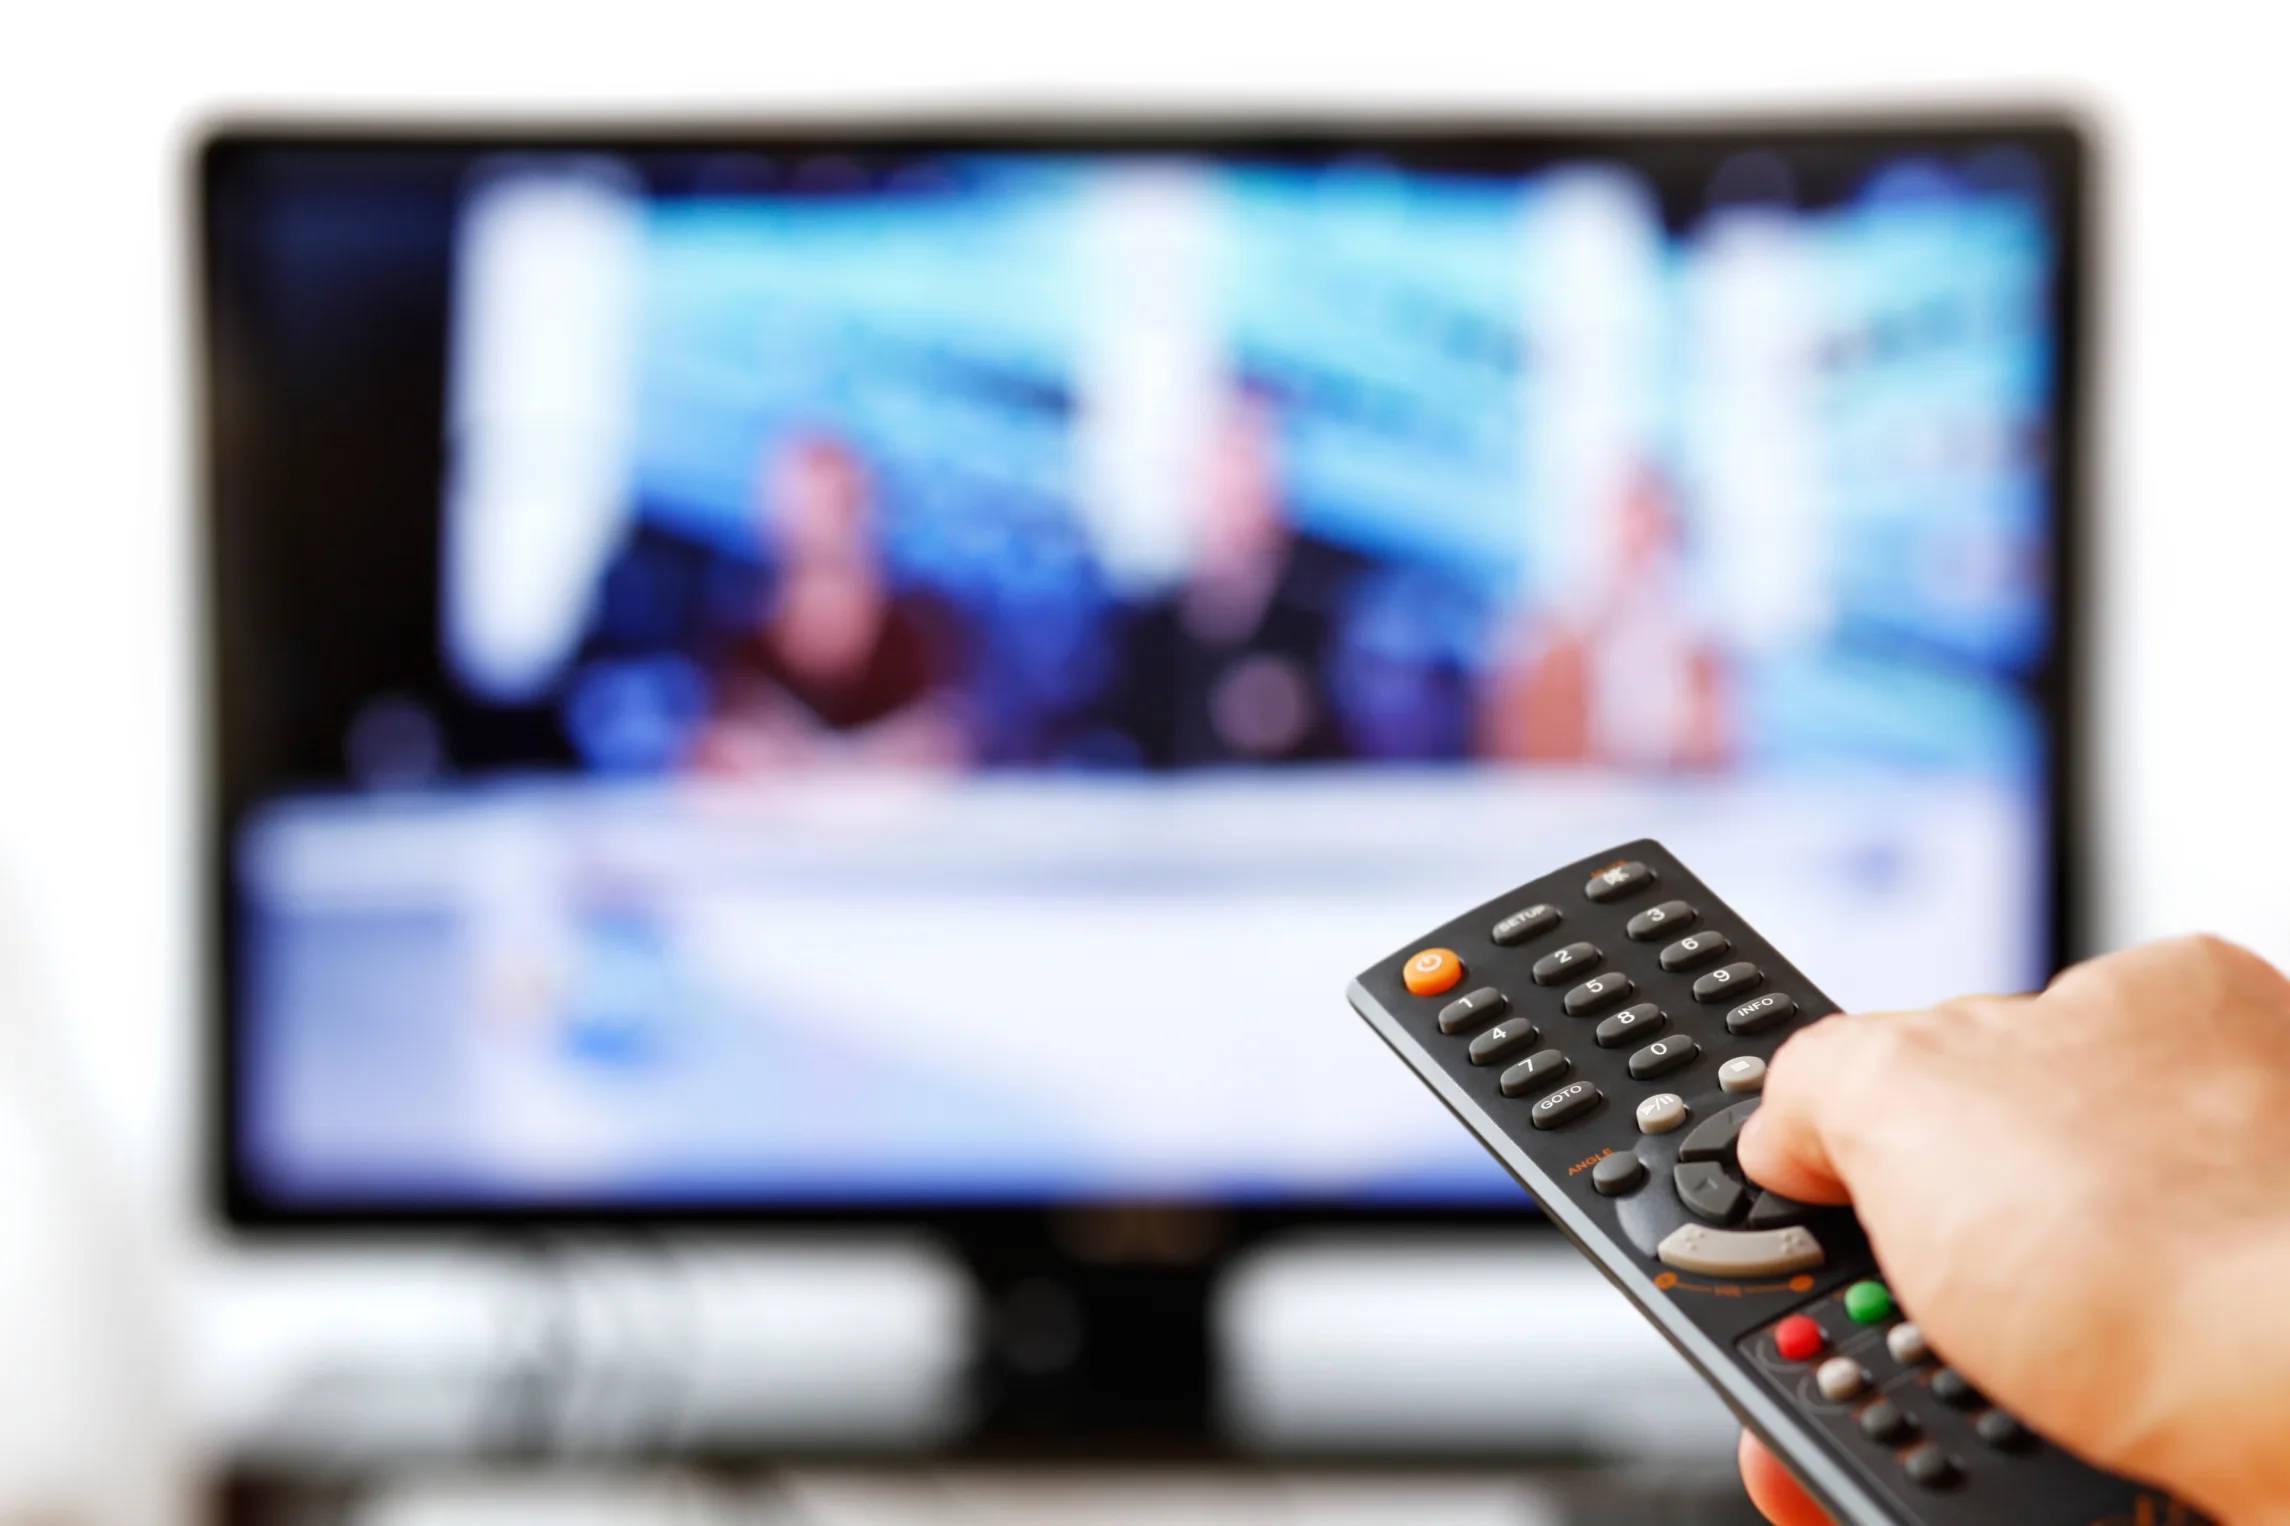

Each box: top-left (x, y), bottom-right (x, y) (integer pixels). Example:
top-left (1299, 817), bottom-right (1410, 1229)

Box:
top-left (0, 3), bottom-right (2282, 1509)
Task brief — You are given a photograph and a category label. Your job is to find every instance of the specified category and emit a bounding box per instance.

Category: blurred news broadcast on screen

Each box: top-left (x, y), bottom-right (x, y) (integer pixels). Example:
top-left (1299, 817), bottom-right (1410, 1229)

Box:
top-left (231, 145), bottom-right (2058, 1208)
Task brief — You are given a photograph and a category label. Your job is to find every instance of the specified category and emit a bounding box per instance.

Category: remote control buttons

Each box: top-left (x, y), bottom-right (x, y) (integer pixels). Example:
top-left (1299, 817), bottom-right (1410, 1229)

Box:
top-left (1635, 1093), bottom-right (1688, 1133)
top-left (1931, 1368), bottom-right (1984, 1409)
top-left (1902, 1442), bottom-right (1958, 1489)
top-left (1586, 861), bottom-right (1656, 901)
top-left (1467, 1017), bottom-right (1540, 1067)
top-left (1625, 900), bottom-right (1697, 940)
top-left (1491, 903), bottom-right (1561, 946)
top-left (1532, 941), bottom-right (1600, 985)
top-left (1747, 1191), bottom-right (1811, 1229)
top-left (1886, 1322), bottom-right (1931, 1366)
top-left (1659, 1225), bottom-right (1824, 1278)
top-left (1816, 1357), bottom-right (1868, 1401)
top-left (1719, 1055), bottom-right (1767, 1094)
top-left (1859, 1397), bottom-right (1916, 1445)
top-left (1564, 972), bottom-right (1635, 1016)
top-left (1437, 986), bottom-right (1507, 1034)
top-left (1844, 1280), bottom-right (1894, 1325)
top-left (1659, 931), bottom-right (1731, 971)
top-left (1591, 1151), bottom-right (1647, 1197)
top-left (1529, 1081), bottom-right (1602, 1129)
top-left (1595, 1002), bottom-right (1664, 1048)
top-left (1499, 1049), bottom-right (1570, 1097)
top-left (1726, 992), bottom-right (1797, 1035)
top-left (1629, 1035), bottom-right (1699, 1080)
top-left (1678, 1100), bottom-right (1759, 1161)
top-left (1675, 1160), bottom-right (1747, 1224)
top-left (1774, 1315), bottom-right (1826, 1363)
top-left (1404, 948), bottom-right (1464, 997)
top-left (1976, 1409), bottom-right (2033, 1451)
top-left (1693, 961), bottom-right (1762, 1002)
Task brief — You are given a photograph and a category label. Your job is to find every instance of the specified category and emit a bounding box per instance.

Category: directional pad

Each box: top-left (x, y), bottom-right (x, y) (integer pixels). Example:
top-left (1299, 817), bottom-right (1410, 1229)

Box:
top-left (1677, 1099), bottom-right (1760, 1163)
top-left (1674, 1161), bottom-right (1749, 1225)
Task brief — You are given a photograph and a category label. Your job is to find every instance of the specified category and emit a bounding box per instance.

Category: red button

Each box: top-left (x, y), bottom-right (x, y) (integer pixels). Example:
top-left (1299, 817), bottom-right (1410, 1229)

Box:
top-left (1775, 1315), bottom-right (1825, 1363)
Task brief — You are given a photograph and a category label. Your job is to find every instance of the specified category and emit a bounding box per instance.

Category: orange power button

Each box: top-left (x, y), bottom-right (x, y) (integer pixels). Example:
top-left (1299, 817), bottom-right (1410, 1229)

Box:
top-left (1403, 947), bottom-right (1464, 997)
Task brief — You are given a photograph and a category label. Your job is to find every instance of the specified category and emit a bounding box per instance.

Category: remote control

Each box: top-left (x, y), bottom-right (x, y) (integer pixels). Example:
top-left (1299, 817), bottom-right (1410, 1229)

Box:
top-left (1348, 839), bottom-right (2209, 1526)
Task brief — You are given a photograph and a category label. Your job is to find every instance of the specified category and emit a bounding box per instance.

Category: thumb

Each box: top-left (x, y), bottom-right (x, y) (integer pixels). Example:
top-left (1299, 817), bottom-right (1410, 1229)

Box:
top-left (1735, 1011), bottom-right (1893, 1206)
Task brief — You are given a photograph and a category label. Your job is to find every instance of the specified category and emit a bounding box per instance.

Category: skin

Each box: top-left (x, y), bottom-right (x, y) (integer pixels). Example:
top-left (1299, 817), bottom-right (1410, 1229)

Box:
top-left (1731, 935), bottom-right (2290, 1526)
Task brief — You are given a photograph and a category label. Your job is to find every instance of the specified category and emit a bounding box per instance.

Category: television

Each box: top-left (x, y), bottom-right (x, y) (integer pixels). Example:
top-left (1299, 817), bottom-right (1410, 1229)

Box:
top-left (198, 113), bottom-right (2086, 1285)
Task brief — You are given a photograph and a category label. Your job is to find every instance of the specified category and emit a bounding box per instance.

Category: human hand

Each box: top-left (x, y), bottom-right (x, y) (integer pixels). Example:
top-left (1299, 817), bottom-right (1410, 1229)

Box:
top-left (1731, 936), bottom-right (2290, 1525)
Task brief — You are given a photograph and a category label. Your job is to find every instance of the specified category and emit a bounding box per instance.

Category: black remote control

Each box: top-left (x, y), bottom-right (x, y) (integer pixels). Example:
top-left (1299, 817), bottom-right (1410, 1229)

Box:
top-left (1348, 838), bottom-right (2209, 1526)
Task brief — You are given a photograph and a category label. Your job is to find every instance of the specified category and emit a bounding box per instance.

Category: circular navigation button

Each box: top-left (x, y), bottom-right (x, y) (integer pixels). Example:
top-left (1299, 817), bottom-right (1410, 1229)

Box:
top-left (1844, 1280), bottom-right (1894, 1326)
top-left (1774, 1314), bottom-right (1825, 1363)
top-left (1403, 948), bottom-right (1464, 997)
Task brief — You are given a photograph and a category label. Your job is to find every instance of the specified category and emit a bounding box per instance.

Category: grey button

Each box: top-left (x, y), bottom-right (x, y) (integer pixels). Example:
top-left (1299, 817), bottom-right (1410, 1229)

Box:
top-left (1932, 1368), bottom-right (1983, 1409)
top-left (1626, 900), bottom-right (1697, 941)
top-left (1859, 1398), bottom-right (1916, 1444)
top-left (1635, 1093), bottom-right (1688, 1133)
top-left (1437, 986), bottom-right (1508, 1035)
top-left (1529, 1081), bottom-right (1602, 1130)
top-left (1655, 1224), bottom-right (1825, 1278)
top-left (1499, 1049), bottom-right (1569, 1097)
top-left (1975, 1410), bottom-right (2033, 1451)
top-left (1491, 904), bottom-right (1561, 947)
top-left (1886, 1322), bottom-right (1931, 1366)
top-left (1563, 971), bottom-right (1634, 1017)
top-left (1595, 1002), bottom-right (1665, 1048)
top-left (1591, 1151), bottom-right (1647, 1197)
top-left (1747, 1191), bottom-right (1812, 1230)
top-left (1628, 1035), bottom-right (1699, 1080)
top-left (1467, 1016), bottom-right (1540, 1066)
top-left (1903, 1442), bottom-right (1957, 1488)
top-left (1659, 931), bottom-right (1731, 972)
top-left (1693, 962), bottom-right (1763, 1003)
top-left (1678, 1099), bottom-right (1760, 1162)
top-left (1585, 861), bottom-right (1655, 901)
top-left (1532, 941), bottom-right (1601, 986)
top-left (1719, 1055), bottom-right (1768, 1094)
top-left (1726, 992), bottom-right (1797, 1035)
top-left (1674, 1161), bottom-right (1748, 1225)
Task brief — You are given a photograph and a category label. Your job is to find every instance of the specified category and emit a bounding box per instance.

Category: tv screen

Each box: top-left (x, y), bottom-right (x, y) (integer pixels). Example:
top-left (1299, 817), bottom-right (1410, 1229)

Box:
top-left (202, 121), bottom-right (2083, 1217)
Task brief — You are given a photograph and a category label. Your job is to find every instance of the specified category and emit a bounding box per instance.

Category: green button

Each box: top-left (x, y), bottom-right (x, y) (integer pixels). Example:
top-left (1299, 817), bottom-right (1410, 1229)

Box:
top-left (1844, 1280), bottom-right (1894, 1325)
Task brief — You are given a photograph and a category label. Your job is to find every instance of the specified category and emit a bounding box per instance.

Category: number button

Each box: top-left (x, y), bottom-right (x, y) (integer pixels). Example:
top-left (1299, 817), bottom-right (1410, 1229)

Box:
top-left (1659, 931), bottom-right (1731, 972)
top-left (1467, 1017), bottom-right (1540, 1067)
top-left (1628, 1035), bottom-right (1701, 1080)
top-left (1626, 900), bottom-right (1697, 941)
top-left (1532, 942), bottom-right (1601, 986)
top-left (1563, 972), bottom-right (1636, 1017)
top-left (1692, 961), bottom-right (1763, 1003)
top-left (1594, 1002), bottom-right (1665, 1048)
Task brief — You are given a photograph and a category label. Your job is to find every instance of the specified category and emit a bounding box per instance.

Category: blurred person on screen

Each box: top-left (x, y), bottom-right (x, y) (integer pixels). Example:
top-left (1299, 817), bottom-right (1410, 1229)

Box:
top-left (1479, 468), bottom-right (1733, 769)
top-left (1112, 383), bottom-right (1382, 767)
top-left (690, 431), bottom-right (971, 775)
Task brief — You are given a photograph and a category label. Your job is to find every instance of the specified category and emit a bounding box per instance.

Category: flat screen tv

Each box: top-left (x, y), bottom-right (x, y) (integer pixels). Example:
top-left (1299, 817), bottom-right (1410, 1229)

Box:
top-left (198, 115), bottom-right (2088, 1232)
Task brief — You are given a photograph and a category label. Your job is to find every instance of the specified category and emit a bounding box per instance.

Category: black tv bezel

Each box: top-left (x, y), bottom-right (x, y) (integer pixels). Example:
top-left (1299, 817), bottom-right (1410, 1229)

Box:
top-left (196, 110), bottom-right (2095, 1238)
